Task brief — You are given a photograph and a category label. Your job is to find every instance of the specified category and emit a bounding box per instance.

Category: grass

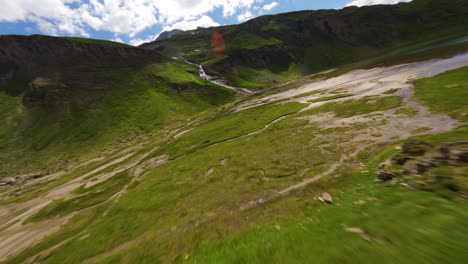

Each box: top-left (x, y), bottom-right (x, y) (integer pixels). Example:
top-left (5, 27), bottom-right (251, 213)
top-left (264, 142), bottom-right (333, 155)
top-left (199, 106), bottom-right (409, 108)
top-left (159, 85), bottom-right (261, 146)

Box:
top-left (414, 66), bottom-right (468, 121)
top-left (186, 127), bottom-right (468, 263)
top-left (395, 107), bottom-right (418, 117)
top-left (227, 32), bottom-right (282, 51)
top-left (383, 88), bottom-right (400, 94)
top-left (65, 37), bottom-right (131, 48)
top-left (291, 90), bottom-right (322, 99)
top-left (0, 92), bottom-right (22, 148)
top-left (151, 102), bottom-right (307, 158)
top-left (300, 96), bottom-right (402, 118)
top-left (27, 171), bottom-right (130, 222)
top-left (4, 103), bottom-right (343, 264)
top-left (4, 62), bottom-right (468, 263)
top-left (227, 64), bottom-right (300, 89)
top-left (153, 61), bottom-right (204, 85)
top-left (307, 93), bottom-right (352, 103)
top-left (0, 63), bottom-right (233, 178)
top-left (3, 27), bottom-right (468, 263)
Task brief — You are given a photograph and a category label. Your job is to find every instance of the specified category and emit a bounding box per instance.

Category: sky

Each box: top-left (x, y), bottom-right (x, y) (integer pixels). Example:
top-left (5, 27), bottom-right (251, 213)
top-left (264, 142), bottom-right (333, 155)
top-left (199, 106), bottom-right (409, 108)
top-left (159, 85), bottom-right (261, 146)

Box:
top-left (0, 0), bottom-right (411, 46)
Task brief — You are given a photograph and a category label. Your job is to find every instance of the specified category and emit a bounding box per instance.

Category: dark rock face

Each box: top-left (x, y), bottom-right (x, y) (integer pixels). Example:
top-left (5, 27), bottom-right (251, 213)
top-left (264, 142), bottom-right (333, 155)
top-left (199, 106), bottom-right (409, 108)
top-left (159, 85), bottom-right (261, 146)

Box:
top-left (22, 78), bottom-right (69, 108)
top-left (0, 35), bottom-right (163, 106)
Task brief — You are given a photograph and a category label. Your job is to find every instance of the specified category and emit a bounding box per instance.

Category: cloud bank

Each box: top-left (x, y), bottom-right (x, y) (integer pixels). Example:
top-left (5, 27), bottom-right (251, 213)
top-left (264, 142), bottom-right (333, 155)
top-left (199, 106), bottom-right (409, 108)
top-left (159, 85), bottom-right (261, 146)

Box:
top-left (0, 0), bottom-right (410, 44)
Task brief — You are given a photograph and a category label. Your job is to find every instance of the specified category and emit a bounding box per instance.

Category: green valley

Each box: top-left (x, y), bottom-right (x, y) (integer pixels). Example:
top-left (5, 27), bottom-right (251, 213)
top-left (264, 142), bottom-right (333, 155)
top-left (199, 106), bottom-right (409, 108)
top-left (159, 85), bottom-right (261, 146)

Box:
top-left (0, 0), bottom-right (467, 263)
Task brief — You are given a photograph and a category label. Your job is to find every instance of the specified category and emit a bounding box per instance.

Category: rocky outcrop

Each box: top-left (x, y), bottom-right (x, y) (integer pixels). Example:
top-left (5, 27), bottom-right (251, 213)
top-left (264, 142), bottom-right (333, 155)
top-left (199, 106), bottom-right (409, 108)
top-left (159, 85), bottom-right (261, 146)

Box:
top-left (378, 140), bottom-right (468, 196)
top-left (22, 78), bottom-right (69, 108)
top-left (318, 192), bottom-right (333, 204)
top-left (0, 35), bottom-right (163, 107)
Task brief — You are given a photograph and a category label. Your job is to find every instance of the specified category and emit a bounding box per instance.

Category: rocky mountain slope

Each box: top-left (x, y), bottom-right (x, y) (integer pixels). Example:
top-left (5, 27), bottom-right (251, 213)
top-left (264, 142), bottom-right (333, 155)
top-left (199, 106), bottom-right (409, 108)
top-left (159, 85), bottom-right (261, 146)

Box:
top-left (142, 0), bottom-right (468, 88)
top-left (0, 35), bottom-right (162, 106)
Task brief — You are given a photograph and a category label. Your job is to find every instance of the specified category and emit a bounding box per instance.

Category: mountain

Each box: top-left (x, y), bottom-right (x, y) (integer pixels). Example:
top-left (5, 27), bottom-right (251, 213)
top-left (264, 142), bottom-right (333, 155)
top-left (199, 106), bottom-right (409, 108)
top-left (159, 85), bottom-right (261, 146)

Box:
top-left (155, 29), bottom-right (184, 41)
top-left (0, 35), bottom-right (161, 106)
top-left (141, 0), bottom-right (468, 88)
top-left (0, 35), bottom-right (233, 177)
top-left (1, 0), bottom-right (468, 263)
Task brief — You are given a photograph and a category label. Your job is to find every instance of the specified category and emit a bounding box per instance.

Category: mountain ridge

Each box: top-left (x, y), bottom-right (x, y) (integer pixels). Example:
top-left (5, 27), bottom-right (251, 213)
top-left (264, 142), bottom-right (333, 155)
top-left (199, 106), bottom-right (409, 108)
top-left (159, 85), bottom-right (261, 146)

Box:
top-left (141, 0), bottom-right (468, 88)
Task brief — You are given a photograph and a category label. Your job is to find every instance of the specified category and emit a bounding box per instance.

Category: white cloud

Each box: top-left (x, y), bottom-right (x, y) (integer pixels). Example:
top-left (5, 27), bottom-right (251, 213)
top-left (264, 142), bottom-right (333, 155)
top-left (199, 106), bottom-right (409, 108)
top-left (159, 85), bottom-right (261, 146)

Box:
top-left (0, 0), bottom-right (266, 40)
top-left (346, 0), bottom-right (411, 7)
top-left (162, 15), bottom-right (220, 32)
top-left (129, 36), bottom-right (156, 46)
top-left (237, 11), bottom-right (254, 22)
top-left (0, 0), bottom-right (86, 35)
top-left (112, 37), bottom-right (124, 43)
top-left (81, 0), bottom-right (158, 37)
top-left (262, 2), bottom-right (278, 11)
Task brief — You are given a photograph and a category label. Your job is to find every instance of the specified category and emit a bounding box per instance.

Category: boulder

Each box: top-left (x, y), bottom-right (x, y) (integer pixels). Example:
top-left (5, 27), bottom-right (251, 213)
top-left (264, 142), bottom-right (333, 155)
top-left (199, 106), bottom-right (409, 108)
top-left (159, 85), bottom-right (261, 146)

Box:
top-left (377, 170), bottom-right (398, 181)
top-left (319, 192), bottom-right (333, 203)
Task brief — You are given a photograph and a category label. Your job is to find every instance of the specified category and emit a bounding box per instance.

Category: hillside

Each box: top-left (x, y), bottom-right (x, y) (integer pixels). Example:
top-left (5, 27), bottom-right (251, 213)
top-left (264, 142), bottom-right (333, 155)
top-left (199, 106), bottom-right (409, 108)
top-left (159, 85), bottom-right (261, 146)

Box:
top-left (0, 35), bottom-right (233, 177)
top-left (0, 0), bottom-right (468, 263)
top-left (142, 0), bottom-right (468, 88)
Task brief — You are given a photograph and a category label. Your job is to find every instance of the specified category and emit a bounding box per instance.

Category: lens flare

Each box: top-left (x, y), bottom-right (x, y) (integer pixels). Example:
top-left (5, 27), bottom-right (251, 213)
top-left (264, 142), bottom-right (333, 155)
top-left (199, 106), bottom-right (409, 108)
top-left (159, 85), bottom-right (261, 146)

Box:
top-left (211, 32), bottom-right (225, 55)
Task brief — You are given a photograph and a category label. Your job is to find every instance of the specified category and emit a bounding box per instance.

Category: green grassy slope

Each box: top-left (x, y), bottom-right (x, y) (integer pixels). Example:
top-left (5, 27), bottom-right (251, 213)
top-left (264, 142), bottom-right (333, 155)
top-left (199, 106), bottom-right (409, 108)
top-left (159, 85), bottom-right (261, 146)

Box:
top-left (414, 66), bottom-right (468, 121)
top-left (0, 62), bottom-right (233, 178)
top-left (185, 67), bottom-right (468, 263)
top-left (6, 58), bottom-right (467, 263)
top-left (187, 128), bottom-right (468, 264)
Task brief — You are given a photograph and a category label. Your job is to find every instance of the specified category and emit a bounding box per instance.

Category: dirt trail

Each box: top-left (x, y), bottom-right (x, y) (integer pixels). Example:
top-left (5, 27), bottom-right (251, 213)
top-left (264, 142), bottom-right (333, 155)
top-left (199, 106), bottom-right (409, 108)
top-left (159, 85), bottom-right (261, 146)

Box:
top-left (0, 145), bottom-right (155, 261)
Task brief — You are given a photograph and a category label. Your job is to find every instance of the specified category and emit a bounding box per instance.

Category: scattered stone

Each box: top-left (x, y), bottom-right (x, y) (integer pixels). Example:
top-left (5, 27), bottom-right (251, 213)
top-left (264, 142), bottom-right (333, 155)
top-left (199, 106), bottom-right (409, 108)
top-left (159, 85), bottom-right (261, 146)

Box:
top-left (2, 177), bottom-right (16, 185)
top-left (17, 172), bottom-right (44, 181)
top-left (318, 192), bottom-right (333, 204)
top-left (353, 200), bottom-right (366, 205)
top-left (344, 227), bottom-right (364, 234)
top-left (275, 224), bottom-right (281, 230)
top-left (204, 168), bottom-right (214, 177)
top-left (344, 227), bottom-right (370, 242)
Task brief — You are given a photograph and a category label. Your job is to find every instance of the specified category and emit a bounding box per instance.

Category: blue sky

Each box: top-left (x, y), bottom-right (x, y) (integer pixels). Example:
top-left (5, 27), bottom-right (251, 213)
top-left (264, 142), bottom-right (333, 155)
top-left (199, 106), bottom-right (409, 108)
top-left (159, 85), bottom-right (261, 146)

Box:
top-left (0, 0), bottom-right (410, 46)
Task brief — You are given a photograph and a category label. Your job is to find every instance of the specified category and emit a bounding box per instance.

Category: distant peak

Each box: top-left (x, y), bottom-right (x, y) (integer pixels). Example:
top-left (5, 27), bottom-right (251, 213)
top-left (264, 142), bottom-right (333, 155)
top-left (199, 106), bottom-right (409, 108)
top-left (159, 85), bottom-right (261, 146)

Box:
top-left (155, 29), bottom-right (184, 41)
